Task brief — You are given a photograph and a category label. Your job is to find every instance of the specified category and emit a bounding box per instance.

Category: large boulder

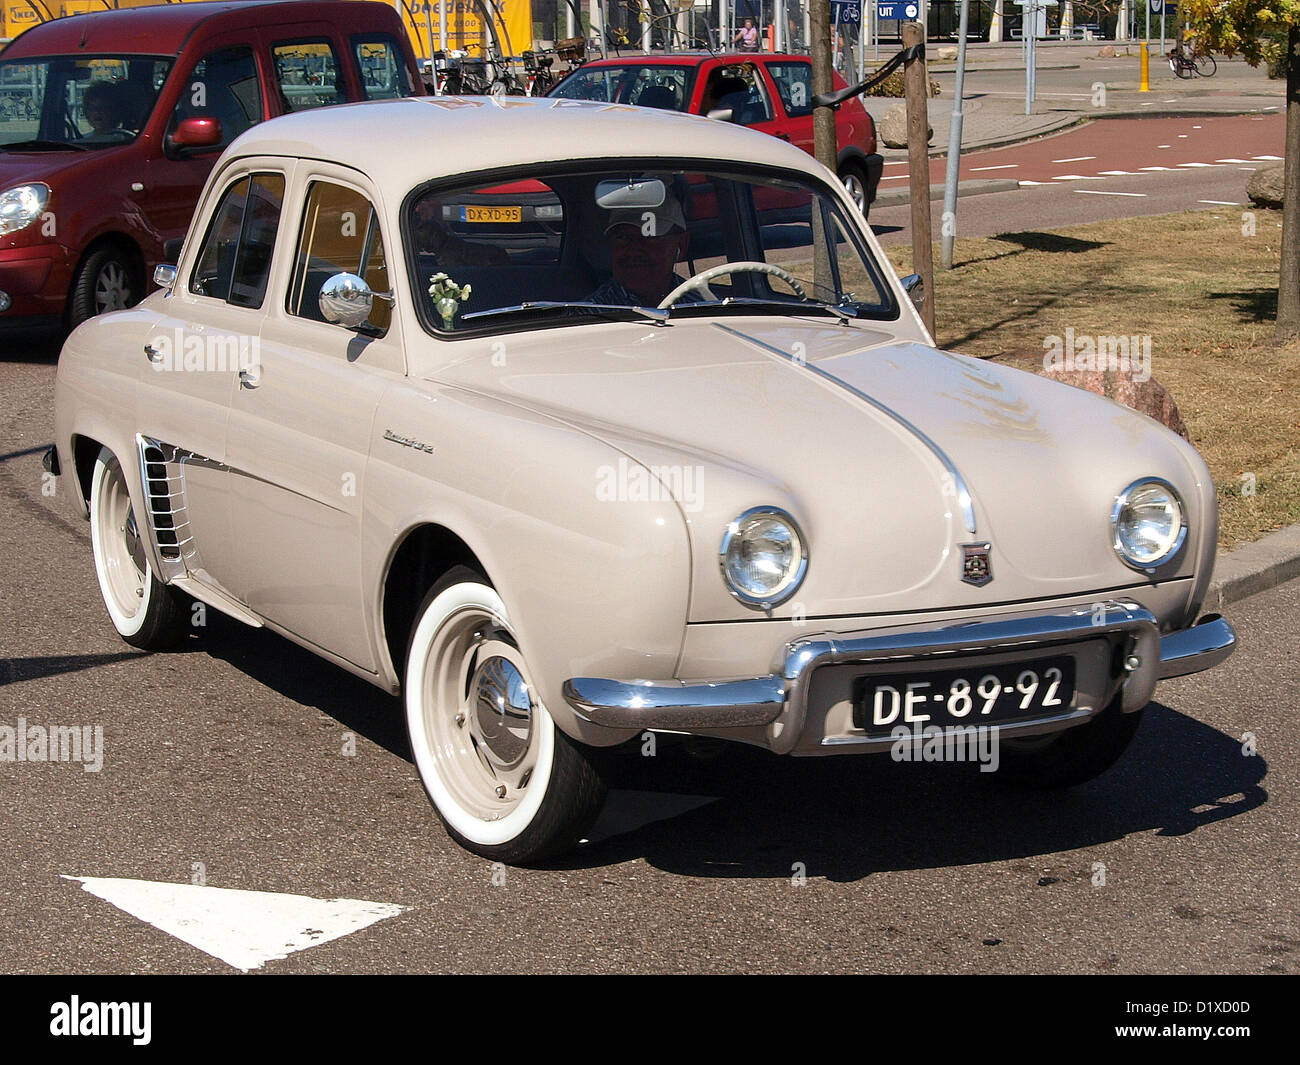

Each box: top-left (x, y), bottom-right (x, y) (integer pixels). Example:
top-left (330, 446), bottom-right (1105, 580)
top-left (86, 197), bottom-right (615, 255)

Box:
top-left (879, 103), bottom-right (932, 149)
top-left (1247, 164), bottom-right (1285, 209)
top-left (936, 45), bottom-right (959, 61)
top-left (1038, 368), bottom-right (1190, 440)
top-left (1098, 45), bottom-right (1116, 58)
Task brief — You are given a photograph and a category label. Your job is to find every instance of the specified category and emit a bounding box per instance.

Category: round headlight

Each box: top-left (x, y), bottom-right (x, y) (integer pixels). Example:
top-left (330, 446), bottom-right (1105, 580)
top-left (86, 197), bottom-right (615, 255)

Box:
top-left (1112, 478), bottom-right (1186, 570)
top-left (719, 507), bottom-right (807, 608)
top-left (0, 183), bottom-right (50, 237)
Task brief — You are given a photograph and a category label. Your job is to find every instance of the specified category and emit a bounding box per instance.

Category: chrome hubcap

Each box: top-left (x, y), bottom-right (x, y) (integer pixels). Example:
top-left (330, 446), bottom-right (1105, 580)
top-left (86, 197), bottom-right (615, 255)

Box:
top-left (470, 653), bottom-right (533, 772)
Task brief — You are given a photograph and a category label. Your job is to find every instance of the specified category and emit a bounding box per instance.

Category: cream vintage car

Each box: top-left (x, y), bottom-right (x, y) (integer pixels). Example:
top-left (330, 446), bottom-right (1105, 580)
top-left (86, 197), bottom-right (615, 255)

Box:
top-left (50, 96), bottom-right (1237, 863)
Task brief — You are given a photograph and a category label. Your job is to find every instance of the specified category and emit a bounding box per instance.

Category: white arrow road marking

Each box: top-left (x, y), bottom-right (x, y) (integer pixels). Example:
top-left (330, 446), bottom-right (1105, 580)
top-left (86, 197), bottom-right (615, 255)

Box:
top-left (581, 789), bottom-right (719, 845)
top-left (63, 875), bottom-right (407, 972)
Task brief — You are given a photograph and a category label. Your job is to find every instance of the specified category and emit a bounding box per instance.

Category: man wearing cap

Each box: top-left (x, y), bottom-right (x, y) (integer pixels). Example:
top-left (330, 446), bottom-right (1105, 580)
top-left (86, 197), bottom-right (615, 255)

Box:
top-left (586, 195), bottom-right (704, 308)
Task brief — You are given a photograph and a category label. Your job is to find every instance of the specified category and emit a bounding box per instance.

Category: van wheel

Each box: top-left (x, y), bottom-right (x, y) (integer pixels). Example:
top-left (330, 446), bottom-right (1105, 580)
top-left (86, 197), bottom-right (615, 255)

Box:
top-left (403, 566), bottom-right (607, 864)
top-left (68, 246), bottom-right (138, 327)
top-left (88, 447), bottom-right (188, 649)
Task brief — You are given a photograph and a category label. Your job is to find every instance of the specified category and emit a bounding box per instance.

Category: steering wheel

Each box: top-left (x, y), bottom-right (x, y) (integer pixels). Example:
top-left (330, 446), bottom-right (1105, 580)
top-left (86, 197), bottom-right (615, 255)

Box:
top-left (657, 261), bottom-right (807, 309)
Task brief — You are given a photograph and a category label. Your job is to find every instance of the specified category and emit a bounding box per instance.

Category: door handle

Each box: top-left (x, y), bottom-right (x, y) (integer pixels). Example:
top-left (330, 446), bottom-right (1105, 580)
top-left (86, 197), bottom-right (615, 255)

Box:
top-left (144, 343), bottom-right (162, 363)
top-left (238, 366), bottom-right (262, 390)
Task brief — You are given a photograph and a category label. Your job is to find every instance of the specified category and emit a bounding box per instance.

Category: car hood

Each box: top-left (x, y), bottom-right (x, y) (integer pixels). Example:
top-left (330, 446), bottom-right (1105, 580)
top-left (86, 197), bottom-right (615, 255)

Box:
top-left (0, 146), bottom-right (105, 186)
top-left (432, 317), bottom-right (1208, 622)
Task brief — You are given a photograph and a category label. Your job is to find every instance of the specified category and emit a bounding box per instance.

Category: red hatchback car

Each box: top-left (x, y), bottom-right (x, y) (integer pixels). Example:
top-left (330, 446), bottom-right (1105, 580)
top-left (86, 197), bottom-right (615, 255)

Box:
top-left (547, 51), bottom-right (883, 216)
top-left (0, 0), bottom-right (421, 332)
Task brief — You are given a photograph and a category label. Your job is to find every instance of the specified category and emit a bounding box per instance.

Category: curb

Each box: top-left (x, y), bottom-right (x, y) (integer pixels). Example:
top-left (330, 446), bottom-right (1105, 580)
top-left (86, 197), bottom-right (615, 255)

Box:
top-left (872, 178), bottom-right (1019, 208)
top-left (1204, 523), bottom-right (1300, 611)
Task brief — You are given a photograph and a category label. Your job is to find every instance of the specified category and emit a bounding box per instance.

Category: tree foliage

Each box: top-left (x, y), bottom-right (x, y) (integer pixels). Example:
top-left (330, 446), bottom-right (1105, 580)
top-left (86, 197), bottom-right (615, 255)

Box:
top-left (1180, 0), bottom-right (1300, 65)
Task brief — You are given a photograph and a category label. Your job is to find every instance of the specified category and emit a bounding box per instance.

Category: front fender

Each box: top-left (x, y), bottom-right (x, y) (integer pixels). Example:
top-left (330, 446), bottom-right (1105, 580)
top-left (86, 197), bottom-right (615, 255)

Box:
top-left (365, 380), bottom-right (692, 746)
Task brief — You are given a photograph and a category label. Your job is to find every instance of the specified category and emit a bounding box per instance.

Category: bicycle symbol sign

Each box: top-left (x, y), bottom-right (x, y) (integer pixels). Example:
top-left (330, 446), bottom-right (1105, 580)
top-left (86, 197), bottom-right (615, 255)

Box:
top-left (1150, 0), bottom-right (1163, 11)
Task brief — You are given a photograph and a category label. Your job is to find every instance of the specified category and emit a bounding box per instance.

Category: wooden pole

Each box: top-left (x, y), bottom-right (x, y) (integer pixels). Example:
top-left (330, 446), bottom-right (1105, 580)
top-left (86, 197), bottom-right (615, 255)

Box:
top-left (1277, 25), bottom-right (1300, 339)
top-left (903, 20), bottom-right (935, 336)
top-left (810, 0), bottom-right (836, 292)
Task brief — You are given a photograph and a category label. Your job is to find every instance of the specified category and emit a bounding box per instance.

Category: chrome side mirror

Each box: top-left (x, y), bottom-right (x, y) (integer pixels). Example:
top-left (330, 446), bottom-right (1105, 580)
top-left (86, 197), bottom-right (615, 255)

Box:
top-left (320, 272), bottom-right (386, 328)
top-left (153, 264), bottom-right (177, 292)
top-left (900, 273), bottom-right (925, 311)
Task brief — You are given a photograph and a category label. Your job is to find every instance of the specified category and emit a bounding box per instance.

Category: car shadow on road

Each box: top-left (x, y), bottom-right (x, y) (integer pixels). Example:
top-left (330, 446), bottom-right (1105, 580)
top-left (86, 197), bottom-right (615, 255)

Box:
top-left (550, 702), bottom-right (1267, 881)
top-left (0, 327), bottom-right (63, 362)
top-left (179, 615), bottom-right (1267, 881)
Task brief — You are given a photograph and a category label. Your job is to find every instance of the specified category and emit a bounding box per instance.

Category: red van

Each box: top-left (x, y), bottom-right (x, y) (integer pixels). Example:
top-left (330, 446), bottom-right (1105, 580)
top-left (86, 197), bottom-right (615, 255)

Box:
top-left (0, 1), bottom-right (422, 331)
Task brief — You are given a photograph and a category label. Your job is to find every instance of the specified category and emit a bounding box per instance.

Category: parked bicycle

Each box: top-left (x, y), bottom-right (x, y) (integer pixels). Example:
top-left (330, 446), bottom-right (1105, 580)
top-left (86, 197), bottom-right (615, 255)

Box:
top-left (1169, 42), bottom-right (1216, 79)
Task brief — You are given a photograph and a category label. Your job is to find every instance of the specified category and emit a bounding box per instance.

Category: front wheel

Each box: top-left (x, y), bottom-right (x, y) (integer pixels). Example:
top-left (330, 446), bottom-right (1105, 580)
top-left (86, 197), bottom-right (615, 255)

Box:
top-left (68, 245), bottom-right (138, 328)
top-left (88, 447), bottom-right (188, 649)
top-left (403, 567), bottom-right (607, 863)
top-left (993, 696), bottom-right (1143, 789)
top-left (1194, 54), bottom-right (1217, 77)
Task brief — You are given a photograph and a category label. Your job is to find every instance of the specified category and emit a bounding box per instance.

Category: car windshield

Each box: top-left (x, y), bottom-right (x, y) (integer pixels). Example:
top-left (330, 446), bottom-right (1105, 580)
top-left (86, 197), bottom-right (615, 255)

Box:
top-left (548, 64), bottom-right (695, 110)
top-left (405, 163), bottom-right (896, 336)
top-left (0, 55), bottom-right (172, 149)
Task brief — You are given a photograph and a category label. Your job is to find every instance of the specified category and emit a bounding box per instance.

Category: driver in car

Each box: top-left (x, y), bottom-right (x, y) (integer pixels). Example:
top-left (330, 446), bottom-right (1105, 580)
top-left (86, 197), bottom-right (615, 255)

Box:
top-left (587, 193), bottom-right (704, 307)
top-left (82, 81), bottom-right (125, 137)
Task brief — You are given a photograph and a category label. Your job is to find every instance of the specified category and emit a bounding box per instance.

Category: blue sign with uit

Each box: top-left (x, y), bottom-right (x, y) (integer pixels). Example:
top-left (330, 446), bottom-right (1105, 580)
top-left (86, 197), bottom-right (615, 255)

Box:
top-left (878, 2), bottom-right (920, 17)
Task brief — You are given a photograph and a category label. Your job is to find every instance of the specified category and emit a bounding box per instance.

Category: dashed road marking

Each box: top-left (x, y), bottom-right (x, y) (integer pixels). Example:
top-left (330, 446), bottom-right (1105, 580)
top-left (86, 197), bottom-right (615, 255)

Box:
top-left (1051, 156), bottom-right (1096, 163)
top-left (970, 163), bottom-right (1018, 171)
top-left (1198, 200), bottom-right (1240, 206)
top-left (1075, 189), bottom-right (1146, 197)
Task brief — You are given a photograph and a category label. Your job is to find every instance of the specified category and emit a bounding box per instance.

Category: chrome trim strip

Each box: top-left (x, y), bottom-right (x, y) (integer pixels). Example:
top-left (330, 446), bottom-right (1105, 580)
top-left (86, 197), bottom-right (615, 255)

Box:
top-left (814, 705), bottom-right (1097, 752)
top-left (564, 601), bottom-right (1164, 746)
top-left (713, 323), bottom-right (979, 535)
top-left (1158, 614), bottom-right (1236, 679)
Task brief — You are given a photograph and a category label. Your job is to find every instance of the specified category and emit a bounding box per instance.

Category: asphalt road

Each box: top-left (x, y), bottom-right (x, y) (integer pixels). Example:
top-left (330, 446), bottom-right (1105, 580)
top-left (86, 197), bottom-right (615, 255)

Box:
top-left (871, 112), bottom-right (1285, 245)
top-left (1, 348), bottom-right (1297, 974)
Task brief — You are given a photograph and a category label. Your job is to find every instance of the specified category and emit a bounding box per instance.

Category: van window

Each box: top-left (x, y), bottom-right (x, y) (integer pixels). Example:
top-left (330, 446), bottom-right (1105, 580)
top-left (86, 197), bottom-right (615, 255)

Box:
top-left (288, 181), bottom-right (391, 334)
top-left (189, 173), bottom-right (286, 308)
top-left (272, 40), bottom-right (346, 112)
top-left (170, 46), bottom-right (263, 148)
top-left (353, 36), bottom-right (412, 100)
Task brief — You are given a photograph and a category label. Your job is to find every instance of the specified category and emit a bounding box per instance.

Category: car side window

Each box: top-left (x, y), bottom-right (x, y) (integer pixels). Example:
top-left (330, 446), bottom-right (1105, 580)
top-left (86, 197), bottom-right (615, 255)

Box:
top-left (702, 65), bottom-right (772, 126)
top-left (170, 46), bottom-right (263, 148)
top-left (273, 39), bottom-right (346, 112)
top-left (767, 61), bottom-right (813, 118)
top-left (287, 180), bottom-right (391, 334)
top-left (189, 172), bottom-right (286, 308)
top-left (352, 36), bottom-right (413, 100)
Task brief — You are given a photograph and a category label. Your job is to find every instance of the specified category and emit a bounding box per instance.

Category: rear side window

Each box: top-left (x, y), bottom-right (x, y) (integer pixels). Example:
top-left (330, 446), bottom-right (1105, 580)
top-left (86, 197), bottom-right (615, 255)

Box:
top-left (765, 61), bottom-right (813, 119)
top-left (353, 36), bottom-right (412, 100)
top-left (273, 40), bottom-right (346, 112)
top-left (170, 46), bottom-right (263, 147)
top-left (189, 173), bottom-right (286, 307)
top-left (287, 181), bottom-right (391, 335)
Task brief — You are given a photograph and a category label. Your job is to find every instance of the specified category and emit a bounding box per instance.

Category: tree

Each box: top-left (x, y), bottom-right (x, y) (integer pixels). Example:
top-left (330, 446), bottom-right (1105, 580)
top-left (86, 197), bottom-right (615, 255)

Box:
top-left (1183, 1), bottom-right (1300, 339)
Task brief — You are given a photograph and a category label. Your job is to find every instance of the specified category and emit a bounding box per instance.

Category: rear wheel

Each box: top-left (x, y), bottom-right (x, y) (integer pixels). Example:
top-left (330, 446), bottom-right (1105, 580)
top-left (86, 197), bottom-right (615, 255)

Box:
top-left (88, 447), bottom-right (188, 649)
top-left (994, 696), bottom-right (1143, 789)
top-left (403, 567), bottom-right (607, 863)
top-left (1194, 53), bottom-right (1217, 77)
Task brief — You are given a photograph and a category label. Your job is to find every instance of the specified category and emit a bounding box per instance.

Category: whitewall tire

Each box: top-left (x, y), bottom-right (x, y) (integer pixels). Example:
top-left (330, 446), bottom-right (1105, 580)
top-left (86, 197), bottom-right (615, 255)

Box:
top-left (403, 566), bottom-right (606, 863)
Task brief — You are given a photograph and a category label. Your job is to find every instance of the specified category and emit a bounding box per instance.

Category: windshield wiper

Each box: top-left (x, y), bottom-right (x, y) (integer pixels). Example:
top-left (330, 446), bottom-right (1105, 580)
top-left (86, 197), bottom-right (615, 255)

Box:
top-left (459, 301), bottom-right (669, 325)
top-left (1, 139), bottom-right (92, 152)
top-left (678, 296), bottom-right (858, 322)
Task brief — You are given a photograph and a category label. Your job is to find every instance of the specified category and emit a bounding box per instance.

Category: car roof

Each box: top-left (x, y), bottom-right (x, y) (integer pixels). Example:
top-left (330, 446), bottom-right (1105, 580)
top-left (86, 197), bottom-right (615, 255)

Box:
top-left (1, 1), bottom-right (396, 59)
top-left (578, 51), bottom-right (811, 68)
top-left (226, 96), bottom-right (821, 187)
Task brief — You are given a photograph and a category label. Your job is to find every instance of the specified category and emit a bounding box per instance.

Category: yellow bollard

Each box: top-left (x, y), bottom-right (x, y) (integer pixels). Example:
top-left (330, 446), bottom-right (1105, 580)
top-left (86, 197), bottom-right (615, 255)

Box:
top-left (1140, 42), bottom-right (1150, 92)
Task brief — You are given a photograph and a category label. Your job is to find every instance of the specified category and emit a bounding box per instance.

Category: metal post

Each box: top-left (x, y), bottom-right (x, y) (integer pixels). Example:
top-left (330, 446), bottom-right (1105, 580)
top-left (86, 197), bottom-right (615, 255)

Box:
top-left (439, 0), bottom-right (447, 52)
top-left (940, 0), bottom-right (969, 270)
top-left (1025, 2), bottom-right (1036, 115)
top-left (903, 20), bottom-right (935, 335)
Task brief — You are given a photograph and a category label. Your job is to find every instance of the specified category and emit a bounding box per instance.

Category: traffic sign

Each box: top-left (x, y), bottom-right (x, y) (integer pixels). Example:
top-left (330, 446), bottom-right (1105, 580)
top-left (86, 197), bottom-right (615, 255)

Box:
top-left (1150, 0), bottom-right (1163, 11)
top-left (831, 0), bottom-right (861, 24)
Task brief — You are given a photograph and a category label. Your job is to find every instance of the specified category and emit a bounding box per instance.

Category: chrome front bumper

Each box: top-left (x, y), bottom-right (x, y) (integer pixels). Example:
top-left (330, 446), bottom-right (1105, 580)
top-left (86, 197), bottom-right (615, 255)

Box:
top-left (562, 603), bottom-right (1237, 754)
